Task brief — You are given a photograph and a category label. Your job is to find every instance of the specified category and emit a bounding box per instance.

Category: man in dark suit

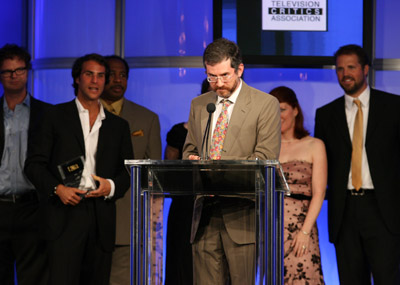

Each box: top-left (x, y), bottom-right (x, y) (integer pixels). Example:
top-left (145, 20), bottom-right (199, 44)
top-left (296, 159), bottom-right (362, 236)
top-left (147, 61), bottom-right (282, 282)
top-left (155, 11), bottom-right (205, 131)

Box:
top-left (100, 55), bottom-right (162, 285)
top-left (183, 38), bottom-right (281, 284)
top-left (25, 53), bottom-right (133, 285)
top-left (0, 44), bottom-right (49, 285)
top-left (314, 44), bottom-right (400, 284)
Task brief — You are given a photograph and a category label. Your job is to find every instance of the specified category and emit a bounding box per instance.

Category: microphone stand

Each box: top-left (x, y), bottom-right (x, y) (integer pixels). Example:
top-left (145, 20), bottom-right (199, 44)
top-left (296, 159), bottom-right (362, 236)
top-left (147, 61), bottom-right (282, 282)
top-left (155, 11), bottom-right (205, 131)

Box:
top-left (200, 103), bottom-right (215, 159)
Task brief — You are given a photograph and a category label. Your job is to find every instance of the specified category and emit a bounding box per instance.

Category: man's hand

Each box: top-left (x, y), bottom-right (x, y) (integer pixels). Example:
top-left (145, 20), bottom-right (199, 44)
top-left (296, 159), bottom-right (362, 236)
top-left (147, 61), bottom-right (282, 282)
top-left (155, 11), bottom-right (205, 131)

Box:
top-left (55, 184), bottom-right (87, 206)
top-left (189, 155), bottom-right (201, 160)
top-left (85, 174), bottom-right (111, 198)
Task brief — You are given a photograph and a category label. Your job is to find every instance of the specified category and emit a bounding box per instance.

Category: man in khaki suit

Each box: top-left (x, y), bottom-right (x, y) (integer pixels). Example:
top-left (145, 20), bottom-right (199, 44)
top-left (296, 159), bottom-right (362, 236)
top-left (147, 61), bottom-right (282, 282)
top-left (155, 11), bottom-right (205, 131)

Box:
top-left (183, 38), bottom-right (281, 285)
top-left (100, 55), bottom-right (162, 285)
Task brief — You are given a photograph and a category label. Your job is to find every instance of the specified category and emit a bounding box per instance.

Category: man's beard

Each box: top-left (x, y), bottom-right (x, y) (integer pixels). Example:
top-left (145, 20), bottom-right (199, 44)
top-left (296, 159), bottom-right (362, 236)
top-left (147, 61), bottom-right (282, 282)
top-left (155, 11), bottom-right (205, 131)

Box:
top-left (214, 79), bottom-right (239, 98)
top-left (340, 77), bottom-right (365, 95)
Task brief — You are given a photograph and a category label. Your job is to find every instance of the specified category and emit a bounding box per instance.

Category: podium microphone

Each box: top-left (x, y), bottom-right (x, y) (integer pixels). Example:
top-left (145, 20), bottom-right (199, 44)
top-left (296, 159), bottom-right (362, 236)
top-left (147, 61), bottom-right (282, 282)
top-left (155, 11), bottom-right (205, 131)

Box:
top-left (200, 103), bottom-right (216, 159)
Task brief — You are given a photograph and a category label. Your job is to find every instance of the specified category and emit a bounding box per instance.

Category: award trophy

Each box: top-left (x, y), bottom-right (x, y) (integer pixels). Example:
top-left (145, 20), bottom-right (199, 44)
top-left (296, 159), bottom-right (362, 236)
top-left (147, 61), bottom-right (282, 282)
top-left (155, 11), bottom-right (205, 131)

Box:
top-left (57, 156), bottom-right (85, 188)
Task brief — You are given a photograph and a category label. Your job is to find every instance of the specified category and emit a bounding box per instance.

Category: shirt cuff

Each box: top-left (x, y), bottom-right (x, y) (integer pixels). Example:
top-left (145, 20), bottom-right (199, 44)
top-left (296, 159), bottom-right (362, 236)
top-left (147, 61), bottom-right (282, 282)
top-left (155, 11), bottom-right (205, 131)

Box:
top-left (105, 179), bottom-right (115, 199)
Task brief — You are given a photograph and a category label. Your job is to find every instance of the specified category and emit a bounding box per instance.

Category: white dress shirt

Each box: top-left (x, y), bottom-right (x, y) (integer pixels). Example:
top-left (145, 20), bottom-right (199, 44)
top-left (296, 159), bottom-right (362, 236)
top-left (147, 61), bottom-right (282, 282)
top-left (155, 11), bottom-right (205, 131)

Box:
top-left (345, 86), bottom-right (374, 190)
top-left (75, 98), bottom-right (115, 198)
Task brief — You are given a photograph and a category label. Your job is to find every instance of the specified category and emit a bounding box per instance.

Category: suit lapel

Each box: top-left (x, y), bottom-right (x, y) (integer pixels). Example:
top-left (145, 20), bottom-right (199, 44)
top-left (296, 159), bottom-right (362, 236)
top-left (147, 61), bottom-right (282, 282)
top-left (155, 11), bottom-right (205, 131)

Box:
top-left (119, 99), bottom-right (129, 119)
top-left (366, 89), bottom-right (383, 143)
top-left (201, 93), bottom-right (218, 144)
top-left (222, 82), bottom-right (251, 152)
top-left (65, 100), bottom-right (85, 154)
top-left (29, 96), bottom-right (44, 136)
top-left (332, 97), bottom-right (352, 147)
top-left (97, 111), bottom-right (111, 162)
top-left (29, 96), bottom-right (38, 126)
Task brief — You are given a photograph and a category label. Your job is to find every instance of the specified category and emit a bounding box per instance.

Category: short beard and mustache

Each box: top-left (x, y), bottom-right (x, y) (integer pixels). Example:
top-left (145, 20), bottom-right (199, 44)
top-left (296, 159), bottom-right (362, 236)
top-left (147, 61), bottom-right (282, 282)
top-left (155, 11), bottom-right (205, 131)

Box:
top-left (340, 76), bottom-right (365, 95)
top-left (214, 78), bottom-right (240, 98)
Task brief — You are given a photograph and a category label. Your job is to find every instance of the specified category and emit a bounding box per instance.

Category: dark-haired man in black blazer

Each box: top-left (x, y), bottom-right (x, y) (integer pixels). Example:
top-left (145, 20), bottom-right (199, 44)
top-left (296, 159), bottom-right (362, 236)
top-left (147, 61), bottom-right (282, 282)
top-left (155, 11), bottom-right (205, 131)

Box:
top-left (0, 43), bottom-right (50, 285)
top-left (25, 53), bottom-right (133, 285)
top-left (315, 44), bottom-right (400, 284)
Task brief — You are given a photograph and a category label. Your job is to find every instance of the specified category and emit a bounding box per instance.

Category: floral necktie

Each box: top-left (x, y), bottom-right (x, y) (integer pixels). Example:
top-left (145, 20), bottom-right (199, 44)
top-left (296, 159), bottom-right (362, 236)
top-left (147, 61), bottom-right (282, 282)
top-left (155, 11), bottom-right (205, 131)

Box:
top-left (209, 99), bottom-right (231, 160)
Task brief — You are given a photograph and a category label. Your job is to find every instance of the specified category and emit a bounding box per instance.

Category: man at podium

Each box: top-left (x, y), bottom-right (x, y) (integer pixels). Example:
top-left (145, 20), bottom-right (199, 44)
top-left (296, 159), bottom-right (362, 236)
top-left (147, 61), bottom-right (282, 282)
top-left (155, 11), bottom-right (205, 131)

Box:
top-left (183, 38), bottom-right (281, 285)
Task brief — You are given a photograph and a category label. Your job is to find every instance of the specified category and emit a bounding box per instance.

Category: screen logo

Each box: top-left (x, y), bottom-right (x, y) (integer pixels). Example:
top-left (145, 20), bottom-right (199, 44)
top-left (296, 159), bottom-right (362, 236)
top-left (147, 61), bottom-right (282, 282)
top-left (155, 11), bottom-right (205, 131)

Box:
top-left (262, 0), bottom-right (327, 31)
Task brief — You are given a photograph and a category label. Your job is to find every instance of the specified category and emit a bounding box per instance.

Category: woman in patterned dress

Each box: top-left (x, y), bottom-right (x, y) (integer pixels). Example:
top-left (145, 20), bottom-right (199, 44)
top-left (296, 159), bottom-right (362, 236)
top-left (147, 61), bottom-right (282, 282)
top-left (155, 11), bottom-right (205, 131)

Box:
top-left (270, 86), bottom-right (327, 284)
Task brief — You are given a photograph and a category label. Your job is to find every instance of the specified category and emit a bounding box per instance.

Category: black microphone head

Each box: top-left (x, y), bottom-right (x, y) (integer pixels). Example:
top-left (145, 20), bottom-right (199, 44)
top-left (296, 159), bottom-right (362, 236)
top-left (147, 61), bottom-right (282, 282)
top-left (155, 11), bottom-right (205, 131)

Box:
top-left (206, 103), bottom-right (216, 113)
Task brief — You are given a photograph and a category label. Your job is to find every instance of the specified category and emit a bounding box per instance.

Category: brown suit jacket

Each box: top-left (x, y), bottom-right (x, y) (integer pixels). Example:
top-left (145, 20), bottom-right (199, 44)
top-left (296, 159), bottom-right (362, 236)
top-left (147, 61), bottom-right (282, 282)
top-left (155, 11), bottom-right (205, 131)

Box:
top-left (183, 81), bottom-right (281, 244)
top-left (115, 99), bottom-right (162, 245)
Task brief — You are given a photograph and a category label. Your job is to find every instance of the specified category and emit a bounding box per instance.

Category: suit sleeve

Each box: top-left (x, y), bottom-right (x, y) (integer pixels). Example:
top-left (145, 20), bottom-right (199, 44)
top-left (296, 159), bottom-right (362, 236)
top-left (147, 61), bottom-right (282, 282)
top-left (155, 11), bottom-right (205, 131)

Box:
top-left (182, 100), bottom-right (199, 159)
top-left (25, 108), bottom-right (60, 200)
top-left (108, 120), bottom-right (134, 201)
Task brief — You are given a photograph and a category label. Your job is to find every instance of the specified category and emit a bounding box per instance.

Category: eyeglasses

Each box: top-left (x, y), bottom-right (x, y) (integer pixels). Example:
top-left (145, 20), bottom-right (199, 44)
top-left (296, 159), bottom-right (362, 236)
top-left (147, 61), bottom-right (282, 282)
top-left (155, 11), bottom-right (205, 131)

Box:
top-left (0, 67), bottom-right (27, 78)
top-left (207, 74), bottom-right (232, 83)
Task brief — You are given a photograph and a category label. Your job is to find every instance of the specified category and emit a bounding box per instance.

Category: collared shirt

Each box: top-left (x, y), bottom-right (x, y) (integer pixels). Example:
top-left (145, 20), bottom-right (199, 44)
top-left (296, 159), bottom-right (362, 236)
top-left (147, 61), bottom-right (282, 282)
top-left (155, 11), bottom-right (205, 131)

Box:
top-left (100, 97), bottom-right (124, 116)
top-left (0, 94), bottom-right (35, 195)
top-left (210, 79), bottom-right (243, 135)
top-left (344, 86), bottom-right (374, 189)
top-left (75, 98), bottom-right (115, 198)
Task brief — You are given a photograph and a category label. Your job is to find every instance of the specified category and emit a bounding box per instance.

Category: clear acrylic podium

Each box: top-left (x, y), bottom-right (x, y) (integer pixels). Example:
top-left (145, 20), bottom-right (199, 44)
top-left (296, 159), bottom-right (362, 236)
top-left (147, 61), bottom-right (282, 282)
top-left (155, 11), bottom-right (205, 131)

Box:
top-left (125, 160), bottom-right (289, 285)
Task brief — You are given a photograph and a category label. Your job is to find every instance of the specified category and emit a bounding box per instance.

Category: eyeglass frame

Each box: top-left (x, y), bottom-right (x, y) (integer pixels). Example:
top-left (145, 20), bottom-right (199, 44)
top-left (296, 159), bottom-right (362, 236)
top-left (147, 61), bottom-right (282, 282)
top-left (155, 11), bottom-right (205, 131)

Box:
top-left (0, 67), bottom-right (28, 78)
top-left (206, 74), bottom-right (233, 83)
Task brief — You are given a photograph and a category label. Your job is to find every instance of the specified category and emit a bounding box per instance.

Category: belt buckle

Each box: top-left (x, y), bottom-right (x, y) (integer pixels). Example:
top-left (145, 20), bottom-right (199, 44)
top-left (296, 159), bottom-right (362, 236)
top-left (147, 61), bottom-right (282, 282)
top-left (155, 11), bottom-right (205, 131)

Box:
top-left (351, 188), bottom-right (365, 196)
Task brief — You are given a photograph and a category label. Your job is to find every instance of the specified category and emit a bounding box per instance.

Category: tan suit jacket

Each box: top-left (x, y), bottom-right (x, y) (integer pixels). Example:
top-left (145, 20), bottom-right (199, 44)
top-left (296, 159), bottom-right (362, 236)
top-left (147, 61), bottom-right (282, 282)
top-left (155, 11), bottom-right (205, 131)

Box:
top-left (115, 99), bottom-right (162, 245)
top-left (183, 81), bottom-right (281, 244)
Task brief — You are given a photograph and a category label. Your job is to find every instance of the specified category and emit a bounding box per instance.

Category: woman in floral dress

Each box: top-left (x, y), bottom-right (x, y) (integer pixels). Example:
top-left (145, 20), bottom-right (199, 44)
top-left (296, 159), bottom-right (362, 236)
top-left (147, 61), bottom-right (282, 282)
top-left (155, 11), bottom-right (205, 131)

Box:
top-left (270, 86), bottom-right (327, 284)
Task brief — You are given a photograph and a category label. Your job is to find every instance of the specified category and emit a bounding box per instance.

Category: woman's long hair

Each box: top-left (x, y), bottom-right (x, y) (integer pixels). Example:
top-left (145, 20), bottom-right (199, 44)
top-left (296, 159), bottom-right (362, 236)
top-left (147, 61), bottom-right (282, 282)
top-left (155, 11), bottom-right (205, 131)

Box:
top-left (270, 86), bottom-right (309, 139)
